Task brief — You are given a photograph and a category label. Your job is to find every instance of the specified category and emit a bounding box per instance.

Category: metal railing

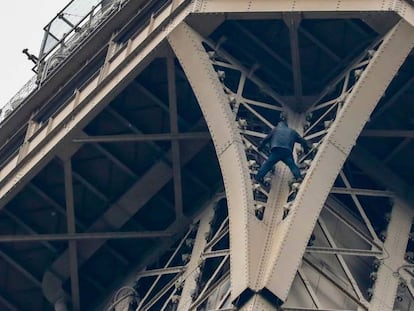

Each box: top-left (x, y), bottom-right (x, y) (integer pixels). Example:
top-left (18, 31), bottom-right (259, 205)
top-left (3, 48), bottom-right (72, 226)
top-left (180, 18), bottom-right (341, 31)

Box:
top-left (0, 0), bottom-right (128, 123)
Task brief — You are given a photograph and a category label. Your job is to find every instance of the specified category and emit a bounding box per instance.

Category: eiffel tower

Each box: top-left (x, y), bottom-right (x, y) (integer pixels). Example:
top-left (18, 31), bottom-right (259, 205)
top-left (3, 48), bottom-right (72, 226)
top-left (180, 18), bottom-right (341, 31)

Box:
top-left (1, 1), bottom-right (414, 310)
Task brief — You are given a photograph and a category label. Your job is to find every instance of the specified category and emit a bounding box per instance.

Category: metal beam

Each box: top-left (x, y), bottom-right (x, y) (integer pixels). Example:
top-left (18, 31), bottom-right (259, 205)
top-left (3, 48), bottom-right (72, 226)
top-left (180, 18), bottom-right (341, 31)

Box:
top-left (73, 132), bottom-right (210, 143)
top-left (262, 20), bottom-right (414, 301)
top-left (3, 200), bottom-right (106, 295)
top-left (369, 202), bottom-right (413, 310)
top-left (64, 159), bottom-right (80, 311)
top-left (0, 249), bottom-right (41, 287)
top-left (168, 22), bottom-right (257, 301)
top-left (177, 208), bottom-right (214, 310)
top-left (137, 266), bottom-right (184, 278)
top-left (231, 21), bottom-right (293, 73)
top-left (362, 13), bottom-right (400, 35)
top-left (346, 19), bottom-right (371, 37)
top-left (131, 81), bottom-right (190, 130)
top-left (216, 34), bottom-right (292, 92)
top-left (191, 255), bottom-right (230, 308)
top-left (318, 218), bottom-right (368, 304)
top-left (330, 187), bottom-right (394, 197)
top-left (91, 141), bottom-right (137, 178)
top-left (0, 231), bottom-right (171, 243)
top-left (28, 182), bottom-right (129, 265)
top-left (310, 36), bottom-right (380, 111)
top-left (369, 75), bottom-right (414, 123)
top-left (136, 226), bottom-right (196, 310)
top-left (285, 14), bottom-right (303, 102)
top-left (350, 146), bottom-right (414, 205)
top-left (383, 137), bottom-right (411, 164)
top-left (71, 170), bottom-right (109, 203)
top-left (104, 106), bottom-right (170, 162)
top-left (131, 81), bottom-right (171, 115)
top-left (339, 170), bottom-right (380, 243)
top-left (193, 0), bottom-right (414, 27)
top-left (204, 37), bottom-right (289, 108)
top-left (225, 11), bottom-right (391, 20)
top-left (298, 268), bottom-right (321, 309)
top-left (105, 107), bottom-right (209, 205)
top-left (3, 209), bottom-right (57, 253)
top-left (202, 249), bottom-right (230, 259)
top-left (104, 105), bottom-right (207, 196)
top-left (305, 246), bottom-right (383, 257)
top-left (167, 54), bottom-right (184, 217)
top-left (325, 197), bottom-right (381, 249)
top-left (360, 129), bottom-right (414, 138)
top-left (298, 27), bottom-right (341, 62)
top-left (303, 257), bottom-right (363, 307)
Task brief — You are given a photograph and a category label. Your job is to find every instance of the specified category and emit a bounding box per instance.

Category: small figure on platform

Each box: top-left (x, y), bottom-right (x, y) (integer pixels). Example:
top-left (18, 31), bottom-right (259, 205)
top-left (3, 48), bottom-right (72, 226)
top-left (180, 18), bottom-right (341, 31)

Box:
top-left (255, 119), bottom-right (310, 183)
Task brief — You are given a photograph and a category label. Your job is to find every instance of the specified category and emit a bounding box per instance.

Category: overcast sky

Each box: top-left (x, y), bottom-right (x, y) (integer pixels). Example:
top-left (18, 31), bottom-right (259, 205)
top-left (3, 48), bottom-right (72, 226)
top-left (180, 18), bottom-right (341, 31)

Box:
top-left (0, 0), bottom-right (69, 107)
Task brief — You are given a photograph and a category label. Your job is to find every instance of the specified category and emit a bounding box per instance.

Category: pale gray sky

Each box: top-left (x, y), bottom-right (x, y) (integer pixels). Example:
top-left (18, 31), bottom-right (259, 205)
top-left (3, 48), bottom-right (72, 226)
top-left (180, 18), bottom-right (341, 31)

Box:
top-left (0, 0), bottom-right (69, 107)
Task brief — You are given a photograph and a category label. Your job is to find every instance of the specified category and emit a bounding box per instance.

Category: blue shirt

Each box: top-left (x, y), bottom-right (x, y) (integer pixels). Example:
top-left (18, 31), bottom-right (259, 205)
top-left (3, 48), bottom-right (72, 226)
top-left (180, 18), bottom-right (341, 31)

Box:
top-left (260, 122), bottom-right (309, 152)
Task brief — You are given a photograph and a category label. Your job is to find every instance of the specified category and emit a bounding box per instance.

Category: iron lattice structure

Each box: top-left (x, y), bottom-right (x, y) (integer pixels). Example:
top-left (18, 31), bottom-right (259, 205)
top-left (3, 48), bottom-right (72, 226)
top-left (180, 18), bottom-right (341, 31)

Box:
top-left (1, 1), bottom-right (414, 310)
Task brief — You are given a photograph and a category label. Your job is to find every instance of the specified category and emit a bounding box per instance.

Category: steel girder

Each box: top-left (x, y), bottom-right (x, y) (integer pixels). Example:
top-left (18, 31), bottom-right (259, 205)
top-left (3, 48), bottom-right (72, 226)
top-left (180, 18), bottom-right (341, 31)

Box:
top-left (346, 147), bottom-right (414, 309)
top-left (192, 0), bottom-right (414, 26)
top-left (176, 208), bottom-right (215, 310)
top-left (63, 159), bottom-right (80, 311)
top-left (168, 22), bottom-right (259, 301)
top-left (282, 164), bottom-right (411, 311)
top-left (350, 146), bottom-right (414, 205)
top-left (369, 201), bottom-right (413, 310)
top-left (116, 194), bottom-right (229, 311)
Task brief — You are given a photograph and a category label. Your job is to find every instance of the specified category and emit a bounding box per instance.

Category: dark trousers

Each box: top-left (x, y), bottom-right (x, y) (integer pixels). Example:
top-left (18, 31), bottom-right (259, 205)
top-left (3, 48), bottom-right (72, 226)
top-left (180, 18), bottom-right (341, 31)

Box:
top-left (256, 147), bottom-right (301, 180)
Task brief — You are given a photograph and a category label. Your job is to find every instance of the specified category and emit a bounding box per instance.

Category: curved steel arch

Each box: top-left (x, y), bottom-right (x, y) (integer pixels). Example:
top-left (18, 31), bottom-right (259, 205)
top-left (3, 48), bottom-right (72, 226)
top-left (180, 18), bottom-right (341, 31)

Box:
top-left (168, 22), bottom-right (259, 300)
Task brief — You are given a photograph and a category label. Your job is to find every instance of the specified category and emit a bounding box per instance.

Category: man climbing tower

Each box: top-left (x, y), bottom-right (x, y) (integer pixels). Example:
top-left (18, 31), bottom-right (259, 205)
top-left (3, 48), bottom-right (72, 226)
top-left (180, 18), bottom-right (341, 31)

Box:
top-left (255, 117), bottom-right (310, 183)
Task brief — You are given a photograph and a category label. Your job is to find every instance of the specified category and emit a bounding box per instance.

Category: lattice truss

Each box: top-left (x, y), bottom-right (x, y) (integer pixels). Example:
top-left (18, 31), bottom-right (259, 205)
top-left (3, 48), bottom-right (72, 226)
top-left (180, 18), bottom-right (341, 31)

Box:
top-left (201, 34), bottom-right (386, 221)
top-left (109, 26), bottom-right (414, 310)
top-left (203, 32), bottom-right (414, 311)
top-left (121, 196), bottom-right (233, 311)
top-left (124, 173), bottom-right (412, 310)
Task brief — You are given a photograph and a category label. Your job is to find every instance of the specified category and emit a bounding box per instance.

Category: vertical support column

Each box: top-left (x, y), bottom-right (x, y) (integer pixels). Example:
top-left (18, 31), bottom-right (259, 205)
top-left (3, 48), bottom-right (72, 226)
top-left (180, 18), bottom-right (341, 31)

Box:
top-left (262, 20), bottom-right (414, 302)
top-left (177, 207), bottom-right (214, 310)
top-left (64, 159), bottom-right (80, 311)
top-left (369, 201), bottom-right (413, 310)
top-left (284, 13), bottom-right (302, 107)
top-left (168, 22), bottom-right (263, 301)
top-left (167, 53), bottom-right (183, 217)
